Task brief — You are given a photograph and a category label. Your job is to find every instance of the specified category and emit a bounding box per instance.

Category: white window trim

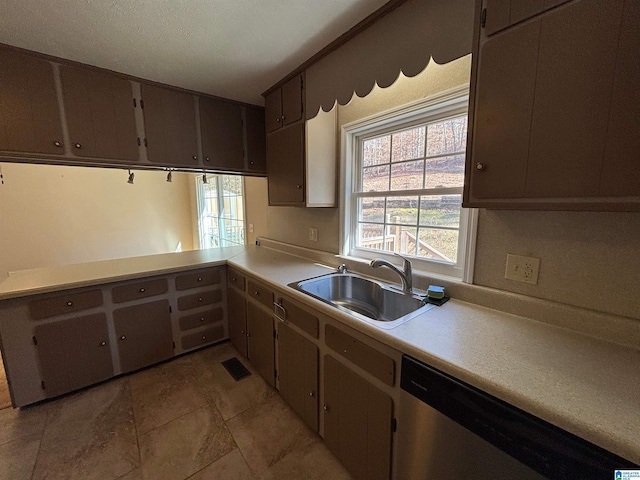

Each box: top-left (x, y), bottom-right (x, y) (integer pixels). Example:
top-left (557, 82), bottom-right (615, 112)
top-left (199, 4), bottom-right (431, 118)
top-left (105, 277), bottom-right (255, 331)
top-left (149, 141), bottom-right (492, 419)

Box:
top-left (339, 85), bottom-right (478, 282)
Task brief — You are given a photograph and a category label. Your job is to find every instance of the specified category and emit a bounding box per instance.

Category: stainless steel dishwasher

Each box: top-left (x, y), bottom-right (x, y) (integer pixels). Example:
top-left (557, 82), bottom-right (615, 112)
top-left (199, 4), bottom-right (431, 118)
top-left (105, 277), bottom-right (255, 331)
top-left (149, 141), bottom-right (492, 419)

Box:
top-left (396, 355), bottom-right (637, 479)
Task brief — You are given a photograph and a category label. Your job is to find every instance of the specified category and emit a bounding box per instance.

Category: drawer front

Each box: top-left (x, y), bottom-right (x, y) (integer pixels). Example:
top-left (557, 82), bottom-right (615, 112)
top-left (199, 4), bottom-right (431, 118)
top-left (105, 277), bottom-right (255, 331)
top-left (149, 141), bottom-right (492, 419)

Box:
top-left (247, 279), bottom-right (274, 309)
top-left (179, 307), bottom-right (224, 331)
top-left (228, 268), bottom-right (246, 291)
top-left (111, 278), bottom-right (168, 303)
top-left (278, 296), bottom-right (319, 339)
top-left (175, 268), bottom-right (222, 291)
top-left (181, 325), bottom-right (225, 350)
top-left (177, 289), bottom-right (222, 311)
top-left (325, 324), bottom-right (395, 386)
top-left (29, 289), bottom-right (103, 320)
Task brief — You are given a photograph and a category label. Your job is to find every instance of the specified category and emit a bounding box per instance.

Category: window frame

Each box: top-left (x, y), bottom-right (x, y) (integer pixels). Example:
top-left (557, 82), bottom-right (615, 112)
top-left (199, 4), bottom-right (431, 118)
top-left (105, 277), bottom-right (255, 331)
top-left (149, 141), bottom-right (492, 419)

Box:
top-left (195, 174), bottom-right (247, 250)
top-left (340, 86), bottom-right (477, 281)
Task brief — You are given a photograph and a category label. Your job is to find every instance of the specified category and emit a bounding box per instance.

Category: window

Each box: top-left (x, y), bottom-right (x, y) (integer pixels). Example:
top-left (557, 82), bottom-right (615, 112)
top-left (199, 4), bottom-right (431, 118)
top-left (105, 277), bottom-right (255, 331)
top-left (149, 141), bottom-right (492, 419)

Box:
top-left (343, 89), bottom-right (476, 280)
top-left (196, 174), bottom-right (245, 249)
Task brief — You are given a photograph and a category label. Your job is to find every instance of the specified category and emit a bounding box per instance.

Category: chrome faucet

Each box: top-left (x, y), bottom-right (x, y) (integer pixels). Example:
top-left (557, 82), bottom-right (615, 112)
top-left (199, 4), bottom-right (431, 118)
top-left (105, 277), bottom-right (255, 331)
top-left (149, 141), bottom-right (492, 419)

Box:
top-left (337, 264), bottom-right (348, 274)
top-left (370, 253), bottom-right (413, 293)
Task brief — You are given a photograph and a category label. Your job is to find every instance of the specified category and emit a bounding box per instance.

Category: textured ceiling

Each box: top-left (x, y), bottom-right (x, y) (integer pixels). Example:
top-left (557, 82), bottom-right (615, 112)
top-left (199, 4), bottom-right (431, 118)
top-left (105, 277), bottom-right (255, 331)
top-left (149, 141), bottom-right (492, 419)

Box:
top-left (0, 0), bottom-right (389, 105)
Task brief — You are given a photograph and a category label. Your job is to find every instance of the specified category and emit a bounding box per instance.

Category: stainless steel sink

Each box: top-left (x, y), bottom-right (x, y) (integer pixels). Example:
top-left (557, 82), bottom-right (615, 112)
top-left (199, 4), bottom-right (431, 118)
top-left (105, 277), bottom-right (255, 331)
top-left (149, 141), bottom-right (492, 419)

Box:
top-left (289, 273), bottom-right (433, 329)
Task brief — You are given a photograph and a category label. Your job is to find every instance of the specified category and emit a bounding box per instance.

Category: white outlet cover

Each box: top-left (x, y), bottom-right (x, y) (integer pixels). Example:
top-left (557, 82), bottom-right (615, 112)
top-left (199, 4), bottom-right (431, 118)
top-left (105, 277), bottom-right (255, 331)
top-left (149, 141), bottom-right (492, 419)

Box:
top-left (309, 228), bottom-right (318, 242)
top-left (505, 254), bottom-right (540, 285)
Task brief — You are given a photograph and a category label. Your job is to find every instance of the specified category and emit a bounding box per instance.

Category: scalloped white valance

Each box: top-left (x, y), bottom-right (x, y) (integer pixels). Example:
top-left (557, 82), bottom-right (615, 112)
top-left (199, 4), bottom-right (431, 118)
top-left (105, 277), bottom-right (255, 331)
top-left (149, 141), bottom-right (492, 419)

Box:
top-left (305, 0), bottom-right (474, 119)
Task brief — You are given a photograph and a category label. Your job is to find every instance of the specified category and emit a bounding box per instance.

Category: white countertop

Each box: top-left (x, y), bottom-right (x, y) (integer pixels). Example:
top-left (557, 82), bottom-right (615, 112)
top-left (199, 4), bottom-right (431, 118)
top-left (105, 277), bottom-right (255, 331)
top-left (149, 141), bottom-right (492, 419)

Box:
top-left (0, 246), bottom-right (245, 300)
top-left (1, 244), bottom-right (638, 464)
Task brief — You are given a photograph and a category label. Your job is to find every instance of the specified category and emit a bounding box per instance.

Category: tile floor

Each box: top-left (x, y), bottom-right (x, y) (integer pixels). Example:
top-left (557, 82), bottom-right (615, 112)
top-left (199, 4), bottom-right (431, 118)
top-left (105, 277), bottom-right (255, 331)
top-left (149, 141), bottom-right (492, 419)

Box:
top-left (0, 342), bottom-right (352, 480)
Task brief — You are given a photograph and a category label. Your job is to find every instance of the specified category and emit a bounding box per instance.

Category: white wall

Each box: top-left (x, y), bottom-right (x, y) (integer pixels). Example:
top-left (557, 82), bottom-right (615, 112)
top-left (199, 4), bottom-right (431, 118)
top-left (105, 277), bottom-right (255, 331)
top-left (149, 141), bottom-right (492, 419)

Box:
top-left (0, 162), bottom-right (194, 278)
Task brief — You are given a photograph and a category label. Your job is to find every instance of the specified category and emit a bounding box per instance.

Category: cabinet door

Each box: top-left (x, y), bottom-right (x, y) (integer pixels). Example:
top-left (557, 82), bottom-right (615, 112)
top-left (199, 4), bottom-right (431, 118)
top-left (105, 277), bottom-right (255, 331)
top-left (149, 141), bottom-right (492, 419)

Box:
top-left (281, 75), bottom-right (303, 127)
top-left (278, 322), bottom-right (318, 431)
top-left (470, 20), bottom-right (540, 199)
top-left (245, 107), bottom-right (266, 173)
top-left (228, 287), bottom-right (248, 357)
top-left (324, 355), bottom-right (393, 480)
top-left (267, 123), bottom-right (305, 205)
top-left (34, 313), bottom-right (113, 398)
top-left (525, 0), bottom-right (623, 197)
top-left (60, 65), bottom-right (138, 161)
top-left (246, 302), bottom-right (275, 386)
top-left (142, 84), bottom-right (199, 167)
top-left (200, 97), bottom-right (244, 170)
top-left (0, 47), bottom-right (64, 155)
top-left (600, 0), bottom-right (640, 197)
top-left (113, 299), bottom-right (173, 373)
top-left (265, 88), bottom-right (283, 134)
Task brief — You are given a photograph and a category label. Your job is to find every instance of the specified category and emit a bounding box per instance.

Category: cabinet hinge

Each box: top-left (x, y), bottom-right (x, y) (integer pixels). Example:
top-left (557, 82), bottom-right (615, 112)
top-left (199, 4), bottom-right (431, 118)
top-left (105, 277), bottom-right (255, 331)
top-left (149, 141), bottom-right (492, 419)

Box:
top-left (391, 417), bottom-right (397, 432)
top-left (41, 380), bottom-right (45, 390)
top-left (169, 305), bottom-right (172, 314)
top-left (140, 99), bottom-right (144, 109)
top-left (273, 331), bottom-right (278, 340)
top-left (275, 370), bottom-right (279, 381)
top-left (137, 137), bottom-right (141, 146)
top-left (32, 335), bottom-right (37, 346)
top-left (172, 341), bottom-right (176, 349)
top-left (144, 138), bottom-right (148, 147)
top-left (133, 98), bottom-right (137, 108)
top-left (481, 8), bottom-right (487, 28)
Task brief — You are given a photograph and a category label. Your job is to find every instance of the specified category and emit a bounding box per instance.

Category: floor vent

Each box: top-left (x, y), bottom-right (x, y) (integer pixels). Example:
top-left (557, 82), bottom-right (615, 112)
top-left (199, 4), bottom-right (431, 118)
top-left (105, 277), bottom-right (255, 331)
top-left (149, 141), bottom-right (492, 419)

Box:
top-left (221, 357), bottom-right (251, 381)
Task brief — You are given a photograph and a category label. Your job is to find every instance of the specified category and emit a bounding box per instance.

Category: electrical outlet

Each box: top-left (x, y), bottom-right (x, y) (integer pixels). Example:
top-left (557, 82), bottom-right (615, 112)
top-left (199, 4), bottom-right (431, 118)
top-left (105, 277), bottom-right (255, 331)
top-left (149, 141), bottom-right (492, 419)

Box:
top-left (248, 224), bottom-right (254, 233)
top-left (309, 228), bottom-right (318, 242)
top-left (505, 254), bottom-right (540, 285)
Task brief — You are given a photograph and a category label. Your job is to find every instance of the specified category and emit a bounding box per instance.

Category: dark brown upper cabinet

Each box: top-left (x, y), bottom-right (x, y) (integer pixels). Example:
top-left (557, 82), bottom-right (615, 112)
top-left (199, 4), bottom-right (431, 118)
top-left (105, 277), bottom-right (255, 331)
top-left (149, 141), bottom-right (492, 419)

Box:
top-left (199, 97), bottom-right (244, 170)
top-left (464, 0), bottom-right (640, 211)
top-left (245, 107), bottom-right (267, 173)
top-left (0, 46), bottom-right (64, 155)
top-left (267, 123), bottom-right (305, 205)
top-left (141, 84), bottom-right (199, 167)
top-left (60, 65), bottom-right (138, 162)
top-left (265, 74), bottom-right (303, 134)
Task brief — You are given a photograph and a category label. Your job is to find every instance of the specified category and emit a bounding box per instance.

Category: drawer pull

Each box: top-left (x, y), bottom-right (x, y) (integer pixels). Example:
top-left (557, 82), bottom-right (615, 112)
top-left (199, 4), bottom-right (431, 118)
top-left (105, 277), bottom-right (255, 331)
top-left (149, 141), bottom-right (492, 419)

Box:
top-left (343, 349), bottom-right (347, 354)
top-left (309, 391), bottom-right (315, 397)
top-left (231, 277), bottom-right (236, 282)
top-left (74, 142), bottom-right (82, 149)
top-left (202, 335), bottom-right (206, 340)
top-left (200, 317), bottom-right (205, 322)
top-left (197, 277), bottom-right (202, 282)
top-left (120, 335), bottom-right (126, 340)
top-left (139, 288), bottom-right (145, 293)
top-left (53, 141), bottom-right (62, 147)
top-left (240, 330), bottom-right (245, 334)
top-left (66, 301), bottom-right (73, 307)
top-left (254, 291), bottom-right (259, 296)
top-left (198, 297), bottom-right (203, 302)
top-left (100, 341), bottom-right (106, 347)
top-left (323, 405), bottom-right (329, 412)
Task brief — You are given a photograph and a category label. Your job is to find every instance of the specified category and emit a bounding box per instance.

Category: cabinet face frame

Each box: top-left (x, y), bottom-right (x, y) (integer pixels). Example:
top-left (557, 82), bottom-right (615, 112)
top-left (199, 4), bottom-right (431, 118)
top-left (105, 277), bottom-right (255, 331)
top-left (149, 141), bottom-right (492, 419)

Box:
top-left (464, 0), bottom-right (640, 211)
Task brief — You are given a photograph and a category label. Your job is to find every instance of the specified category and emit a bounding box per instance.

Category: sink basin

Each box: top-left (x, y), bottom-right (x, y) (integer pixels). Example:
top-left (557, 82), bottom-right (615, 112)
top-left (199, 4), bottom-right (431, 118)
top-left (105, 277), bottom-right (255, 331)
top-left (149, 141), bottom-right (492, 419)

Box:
top-left (289, 273), bottom-right (433, 329)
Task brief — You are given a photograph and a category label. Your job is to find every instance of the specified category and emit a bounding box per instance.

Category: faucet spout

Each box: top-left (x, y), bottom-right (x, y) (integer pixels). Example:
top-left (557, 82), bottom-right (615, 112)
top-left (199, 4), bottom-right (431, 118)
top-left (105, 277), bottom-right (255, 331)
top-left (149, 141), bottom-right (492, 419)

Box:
top-left (369, 253), bottom-right (413, 293)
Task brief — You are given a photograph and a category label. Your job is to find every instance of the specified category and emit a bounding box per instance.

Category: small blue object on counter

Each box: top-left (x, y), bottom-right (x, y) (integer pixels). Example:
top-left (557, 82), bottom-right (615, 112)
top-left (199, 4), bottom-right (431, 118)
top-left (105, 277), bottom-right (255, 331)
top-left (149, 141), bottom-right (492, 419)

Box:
top-left (424, 285), bottom-right (449, 306)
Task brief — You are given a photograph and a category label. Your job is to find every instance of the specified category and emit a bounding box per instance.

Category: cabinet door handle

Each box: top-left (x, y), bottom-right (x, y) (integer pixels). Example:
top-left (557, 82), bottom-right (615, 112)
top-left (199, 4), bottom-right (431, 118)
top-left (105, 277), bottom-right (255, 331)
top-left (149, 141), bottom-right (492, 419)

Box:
top-left (120, 335), bottom-right (126, 340)
top-left (197, 277), bottom-right (202, 282)
top-left (200, 317), bottom-right (205, 322)
top-left (323, 405), bottom-right (329, 412)
top-left (475, 162), bottom-right (486, 171)
top-left (99, 341), bottom-right (106, 347)
top-left (202, 335), bottom-right (206, 340)
top-left (276, 117), bottom-right (281, 123)
top-left (74, 143), bottom-right (82, 149)
top-left (240, 330), bottom-right (245, 334)
top-left (53, 141), bottom-right (62, 147)
top-left (281, 115), bottom-right (286, 122)
top-left (254, 291), bottom-right (259, 296)
top-left (192, 155), bottom-right (198, 160)
top-left (66, 301), bottom-right (73, 307)
top-left (139, 288), bottom-right (145, 293)
top-left (198, 297), bottom-right (203, 302)
top-left (205, 157), bottom-right (210, 162)
top-left (296, 184), bottom-right (302, 189)
top-left (246, 332), bottom-right (250, 338)
top-left (273, 302), bottom-right (286, 322)
top-left (309, 391), bottom-right (315, 397)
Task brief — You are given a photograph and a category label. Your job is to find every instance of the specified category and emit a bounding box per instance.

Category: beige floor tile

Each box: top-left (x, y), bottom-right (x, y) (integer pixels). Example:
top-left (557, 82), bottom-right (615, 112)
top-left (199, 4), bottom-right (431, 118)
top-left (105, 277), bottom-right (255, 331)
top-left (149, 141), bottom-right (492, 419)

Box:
top-left (33, 379), bottom-right (139, 480)
top-left (131, 356), bottom-right (209, 435)
top-left (257, 436), bottom-right (352, 480)
top-left (0, 434), bottom-right (40, 480)
top-left (189, 348), bottom-right (276, 421)
top-left (0, 403), bottom-right (49, 446)
top-left (187, 449), bottom-right (254, 480)
top-left (139, 402), bottom-right (235, 480)
top-left (226, 394), bottom-right (320, 477)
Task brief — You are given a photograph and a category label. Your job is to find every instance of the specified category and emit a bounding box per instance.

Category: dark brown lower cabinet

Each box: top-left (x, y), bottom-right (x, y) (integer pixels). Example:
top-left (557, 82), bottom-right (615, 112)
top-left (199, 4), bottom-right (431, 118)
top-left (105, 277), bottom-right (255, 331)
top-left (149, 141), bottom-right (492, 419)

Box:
top-left (34, 313), bottom-right (113, 398)
top-left (246, 302), bottom-right (275, 387)
top-left (324, 355), bottom-right (393, 480)
top-left (228, 287), bottom-right (248, 357)
top-left (278, 322), bottom-right (318, 431)
top-left (113, 299), bottom-right (173, 373)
